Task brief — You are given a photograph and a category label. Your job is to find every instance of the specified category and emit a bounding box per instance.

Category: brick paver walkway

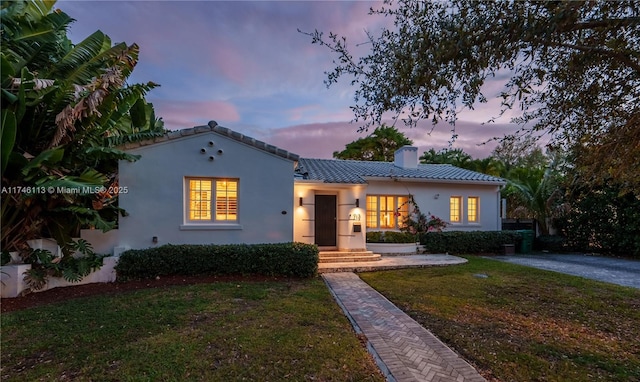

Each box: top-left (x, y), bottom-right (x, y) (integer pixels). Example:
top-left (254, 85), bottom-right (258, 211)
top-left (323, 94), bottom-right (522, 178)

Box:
top-left (323, 272), bottom-right (485, 382)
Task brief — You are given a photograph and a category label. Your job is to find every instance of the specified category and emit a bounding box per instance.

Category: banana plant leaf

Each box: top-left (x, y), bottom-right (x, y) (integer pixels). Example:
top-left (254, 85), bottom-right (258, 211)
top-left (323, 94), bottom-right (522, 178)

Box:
top-left (1, 109), bottom-right (17, 175)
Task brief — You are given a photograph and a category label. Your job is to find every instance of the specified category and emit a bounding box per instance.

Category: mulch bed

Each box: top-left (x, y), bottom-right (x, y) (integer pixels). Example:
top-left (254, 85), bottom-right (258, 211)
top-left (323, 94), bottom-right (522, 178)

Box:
top-left (1, 274), bottom-right (288, 313)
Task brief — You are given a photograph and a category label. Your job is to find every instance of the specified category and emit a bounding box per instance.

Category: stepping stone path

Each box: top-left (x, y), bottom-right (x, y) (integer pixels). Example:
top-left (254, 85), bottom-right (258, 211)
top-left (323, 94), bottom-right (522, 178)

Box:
top-left (323, 272), bottom-right (485, 382)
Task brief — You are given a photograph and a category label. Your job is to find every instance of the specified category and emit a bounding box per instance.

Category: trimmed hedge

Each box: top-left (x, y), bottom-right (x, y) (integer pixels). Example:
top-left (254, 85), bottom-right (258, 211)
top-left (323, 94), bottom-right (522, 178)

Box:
top-left (366, 231), bottom-right (416, 243)
top-left (115, 242), bottom-right (319, 280)
top-left (534, 235), bottom-right (567, 252)
top-left (419, 231), bottom-right (521, 254)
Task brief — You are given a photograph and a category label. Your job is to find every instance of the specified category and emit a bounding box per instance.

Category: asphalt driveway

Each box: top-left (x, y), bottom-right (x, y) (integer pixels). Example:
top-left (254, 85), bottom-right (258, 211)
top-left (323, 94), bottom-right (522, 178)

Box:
top-left (487, 253), bottom-right (640, 289)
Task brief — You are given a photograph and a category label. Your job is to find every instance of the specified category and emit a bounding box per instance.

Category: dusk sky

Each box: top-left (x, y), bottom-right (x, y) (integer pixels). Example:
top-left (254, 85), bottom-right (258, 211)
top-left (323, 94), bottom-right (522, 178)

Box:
top-left (58, 0), bottom-right (521, 159)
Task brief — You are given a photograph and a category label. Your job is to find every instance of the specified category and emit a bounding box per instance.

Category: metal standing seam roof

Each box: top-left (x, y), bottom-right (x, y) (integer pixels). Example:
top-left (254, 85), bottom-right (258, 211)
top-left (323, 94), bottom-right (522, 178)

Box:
top-left (121, 120), bottom-right (300, 162)
top-left (295, 158), bottom-right (506, 184)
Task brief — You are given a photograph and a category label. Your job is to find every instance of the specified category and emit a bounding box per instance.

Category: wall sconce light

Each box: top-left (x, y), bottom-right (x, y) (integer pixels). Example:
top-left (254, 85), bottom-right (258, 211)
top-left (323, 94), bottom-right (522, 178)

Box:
top-left (434, 193), bottom-right (440, 199)
top-left (299, 197), bottom-right (303, 207)
top-left (152, 236), bottom-right (158, 244)
top-left (355, 198), bottom-right (360, 208)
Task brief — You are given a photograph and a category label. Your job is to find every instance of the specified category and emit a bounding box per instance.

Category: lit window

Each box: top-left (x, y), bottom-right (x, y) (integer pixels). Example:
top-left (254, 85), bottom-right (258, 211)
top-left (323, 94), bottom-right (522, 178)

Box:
top-left (397, 196), bottom-right (409, 228)
top-left (189, 179), bottom-right (212, 220)
top-left (216, 180), bottom-right (238, 221)
top-left (366, 196), bottom-right (378, 228)
top-left (380, 196), bottom-right (394, 228)
top-left (366, 195), bottom-right (410, 229)
top-left (187, 178), bottom-right (238, 222)
top-left (450, 196), bottom-right (461, 223)
top-left (468, 197), bottom-right (479, 223)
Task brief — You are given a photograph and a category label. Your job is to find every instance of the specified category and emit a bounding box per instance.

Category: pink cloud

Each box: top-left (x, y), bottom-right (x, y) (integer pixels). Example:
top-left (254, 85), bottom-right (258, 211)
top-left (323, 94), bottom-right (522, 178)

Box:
top-left (256, 122), bottom-right (365, 159)
top-left (257, 119), bottom-right (519, 160)
top-left (398, 118), bottom-right (521, 159)
top-left (202, 39), bottom-right (259, 86)
top-left (152, 99), bottom-right (240, 130)
top-left (285, 103), bottom-right (355, 124)
top-left (287, 105), bottom-right (321, 122)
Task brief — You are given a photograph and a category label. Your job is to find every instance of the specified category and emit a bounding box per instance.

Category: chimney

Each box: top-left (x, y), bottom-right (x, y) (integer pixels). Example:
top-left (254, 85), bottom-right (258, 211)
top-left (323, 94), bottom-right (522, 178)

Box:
top-left (394, 146), bottom-right (418, 169)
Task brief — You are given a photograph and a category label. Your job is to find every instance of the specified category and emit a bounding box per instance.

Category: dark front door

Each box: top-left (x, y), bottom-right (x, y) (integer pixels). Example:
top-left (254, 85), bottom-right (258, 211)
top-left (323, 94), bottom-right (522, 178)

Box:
top-left (315, 195), bottom-right (337, 246)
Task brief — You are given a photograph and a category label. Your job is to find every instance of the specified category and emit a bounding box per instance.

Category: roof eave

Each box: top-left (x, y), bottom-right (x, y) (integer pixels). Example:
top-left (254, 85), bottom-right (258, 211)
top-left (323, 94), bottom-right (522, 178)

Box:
top-left (120, 120), bottom-right (300, 162)
top-left (363, 176), bottom-right (506, 186)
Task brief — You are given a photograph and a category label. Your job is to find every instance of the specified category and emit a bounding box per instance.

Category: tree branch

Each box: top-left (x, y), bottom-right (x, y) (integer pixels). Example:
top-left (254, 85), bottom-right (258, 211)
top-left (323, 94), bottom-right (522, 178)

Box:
top-left (562, 17), bottom-right (640, 31)
top-left (535, 40), bottom-right (640, 74)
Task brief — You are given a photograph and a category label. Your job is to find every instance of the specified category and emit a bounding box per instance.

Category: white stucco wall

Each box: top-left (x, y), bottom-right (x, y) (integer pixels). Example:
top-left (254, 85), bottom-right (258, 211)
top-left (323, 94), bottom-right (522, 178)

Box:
top-left (293, 178), bottom-right (502, 251)
top-left (337, 186), bottom-right (367, 250)
top-left (293, 183), bottom-right (367, 250)
top-left (118, 132), bottom-right (295, 250)
top-left (80, 229), bottom-right (120, 255)
top-left (364, 179), bottom-right (502, 231)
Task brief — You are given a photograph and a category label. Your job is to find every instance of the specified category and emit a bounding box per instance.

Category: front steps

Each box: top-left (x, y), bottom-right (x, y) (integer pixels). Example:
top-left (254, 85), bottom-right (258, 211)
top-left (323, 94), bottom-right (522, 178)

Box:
top-left (318, 250), bottom-right (382, 263)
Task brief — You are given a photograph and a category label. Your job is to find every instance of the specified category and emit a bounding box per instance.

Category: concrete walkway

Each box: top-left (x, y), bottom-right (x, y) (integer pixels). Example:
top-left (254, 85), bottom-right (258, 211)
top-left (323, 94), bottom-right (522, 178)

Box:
top-left (318, 254), bottom-right (467, 273)
top-left (487, 254), bottom-right (640, 289)
top-left (323, 272), bottom-right (485, 382)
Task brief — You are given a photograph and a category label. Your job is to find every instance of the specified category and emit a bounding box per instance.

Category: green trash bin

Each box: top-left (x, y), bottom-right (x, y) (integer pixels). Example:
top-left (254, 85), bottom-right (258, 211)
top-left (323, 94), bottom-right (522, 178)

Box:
top-left (516, 230), bottom-right (534, 253)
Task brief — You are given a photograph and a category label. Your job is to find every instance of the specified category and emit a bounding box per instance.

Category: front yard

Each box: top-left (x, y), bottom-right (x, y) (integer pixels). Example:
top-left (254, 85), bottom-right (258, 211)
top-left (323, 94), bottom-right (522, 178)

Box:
top-left (3, 256), bottom-right (640, 381)
top-left (360, 256), bottom-right (640, 381)
top-left (1, 278), bottom-right (383, 381)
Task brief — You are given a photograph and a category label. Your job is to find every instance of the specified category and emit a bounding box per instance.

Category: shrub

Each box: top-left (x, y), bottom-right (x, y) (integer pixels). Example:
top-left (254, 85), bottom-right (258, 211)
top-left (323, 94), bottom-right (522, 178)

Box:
top-left (115, 242), bottom-right (318, 280)
top-left (400, 197), bottom-right (448, 234)
top-left (21, 239), bottom-right (105, 291)
top-left (420, 231), bottom-right (521, 255)
top-left (556, 185), bottom-right (640, 258)
top-left (366, 231), bottom-right (416, 243)
top-left (366, 231), bottom-right (384, 243)
top-left (534, 235), bottom-right (567, 252)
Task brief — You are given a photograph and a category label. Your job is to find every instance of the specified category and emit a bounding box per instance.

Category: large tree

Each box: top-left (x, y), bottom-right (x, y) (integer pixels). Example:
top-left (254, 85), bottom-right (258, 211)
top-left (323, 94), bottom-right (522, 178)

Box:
top-left (420, 148), bottom-right (473, 168)
top-left (1, 0), bottom-right (164, 257)
top-left (491, 135), bottom-right (548, 176)
top-left (333, 124), bottom-right (412, 161)
top-left (305, 0), bottom-right (639, 192)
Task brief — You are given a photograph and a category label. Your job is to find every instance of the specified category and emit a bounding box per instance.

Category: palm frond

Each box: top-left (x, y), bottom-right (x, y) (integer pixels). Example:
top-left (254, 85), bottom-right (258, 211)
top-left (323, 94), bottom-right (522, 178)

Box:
top-left (1, 4), bottom-right (73, 74)
top-left (35, 177), bottom-right (103, 193)
top-left (57, 205), bottom-right (117, 232)
top-left (54, 31), bottom-right (117, 84)
top-left (21, 147), bottom-right (64, 178)
top-left (84, 146), bottom-right (141, 162)
top-left (95, 82), bottom-right (158, 134)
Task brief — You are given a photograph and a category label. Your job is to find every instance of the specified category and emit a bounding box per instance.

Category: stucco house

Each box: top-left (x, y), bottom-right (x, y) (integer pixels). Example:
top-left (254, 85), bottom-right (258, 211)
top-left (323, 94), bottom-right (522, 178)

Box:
top-left (109, 121), bottom-right (505, 254)
top-left (1, 121), bottom-right (508, 297)
top-left (114, 121), bottom-right (299, 251)
top-left (294, 147), bottom-right (506, 252)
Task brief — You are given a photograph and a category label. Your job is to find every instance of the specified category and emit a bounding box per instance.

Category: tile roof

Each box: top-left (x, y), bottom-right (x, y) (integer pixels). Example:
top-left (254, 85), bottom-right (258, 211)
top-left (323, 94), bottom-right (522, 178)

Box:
top-left (296, 158), bottom-right (506, 185)
top-left (122, 121), bottom-right (300, 161)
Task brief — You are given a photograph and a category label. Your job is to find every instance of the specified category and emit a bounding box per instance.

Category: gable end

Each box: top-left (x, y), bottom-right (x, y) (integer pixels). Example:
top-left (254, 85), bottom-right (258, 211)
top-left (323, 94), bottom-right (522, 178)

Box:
top-left (121, 120), bottom-right (299, 161)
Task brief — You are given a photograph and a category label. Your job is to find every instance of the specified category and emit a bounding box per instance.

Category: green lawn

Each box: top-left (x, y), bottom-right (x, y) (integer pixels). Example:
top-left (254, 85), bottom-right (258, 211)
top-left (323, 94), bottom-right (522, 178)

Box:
top-left (1, 278), bottom-right (384, 382)
top-left (5, 257), bottom-right (639, 381)
top-left (360, 256), bottom-right (640, 381)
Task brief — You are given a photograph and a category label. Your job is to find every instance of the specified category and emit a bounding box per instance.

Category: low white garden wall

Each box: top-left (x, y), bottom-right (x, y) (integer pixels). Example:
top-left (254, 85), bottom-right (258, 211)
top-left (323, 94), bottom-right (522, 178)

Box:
top-left (366, 242), bottom-right (420, 254)
top-left (0, 256), bottom-right (118, 298)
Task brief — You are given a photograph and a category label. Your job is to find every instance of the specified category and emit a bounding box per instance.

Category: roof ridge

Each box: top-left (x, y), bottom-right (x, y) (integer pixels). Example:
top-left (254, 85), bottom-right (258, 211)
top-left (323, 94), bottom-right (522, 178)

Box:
top-left (298, 157), bottom-right (505, 184)
top-left (122, 120), bottom-right (299, 161)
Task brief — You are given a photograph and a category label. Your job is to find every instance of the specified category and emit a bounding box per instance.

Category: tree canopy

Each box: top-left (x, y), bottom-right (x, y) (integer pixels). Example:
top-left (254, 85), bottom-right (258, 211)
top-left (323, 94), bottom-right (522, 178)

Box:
top-left (1, 0), bottom-right (164, 255)
top-left (305, 0), bottom-right (640, 192)
top-left (333, 125), bottom-right (412, 161)
top-left (420, 148), bottom-right (473, 168)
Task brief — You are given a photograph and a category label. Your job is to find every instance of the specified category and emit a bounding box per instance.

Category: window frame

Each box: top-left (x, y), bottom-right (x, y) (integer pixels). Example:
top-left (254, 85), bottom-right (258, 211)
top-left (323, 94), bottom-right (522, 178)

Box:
top-left (450, 196), bottom-right (462, 224)
top-left (467, 196), bottom-right (479, 223)
top-left (188, 178), bottom-right (212, 221)
top-left (185, 177), bottom-right (239, 225)
top-left (214, 179), bottom-right (238, 221)
top-left (366, 195), bottom-right (410, 230)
